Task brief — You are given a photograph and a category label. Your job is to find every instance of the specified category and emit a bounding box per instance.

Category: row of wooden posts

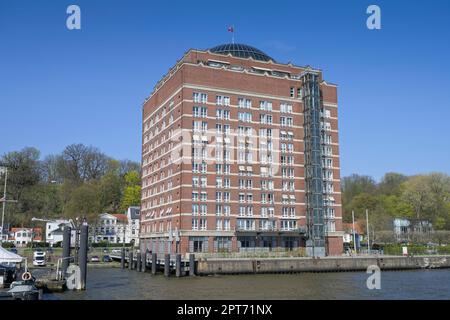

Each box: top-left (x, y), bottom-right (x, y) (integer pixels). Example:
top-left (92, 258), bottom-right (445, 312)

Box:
top-left (120, 249), bottom-right (196, 277)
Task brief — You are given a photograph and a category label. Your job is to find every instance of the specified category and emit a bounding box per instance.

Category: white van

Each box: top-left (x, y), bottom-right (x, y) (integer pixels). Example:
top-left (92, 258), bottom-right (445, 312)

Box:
top-left (32, 251), bottom-right (46, 267)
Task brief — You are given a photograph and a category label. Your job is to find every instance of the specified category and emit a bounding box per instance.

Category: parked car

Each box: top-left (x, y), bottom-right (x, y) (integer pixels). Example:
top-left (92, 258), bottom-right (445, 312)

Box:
top-left (102, 255), bottom-right (112, 262)
top-left (33, 251), bottom-right (46, 267)
top-left (90, 256), bottom-right (100, 263)
top-left (9, 248), bottom-right (18, 254)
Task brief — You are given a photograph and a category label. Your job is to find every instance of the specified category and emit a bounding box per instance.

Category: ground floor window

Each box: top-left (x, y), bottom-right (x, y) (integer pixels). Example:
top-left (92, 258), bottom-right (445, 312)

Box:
top-left (189, 236), bottom-right (208, 253)
top-left (281, 237), bottom-right (298, 251)
top-left (237, 236), bottom-right (255, 249)
top-left (214, 237), bottom-right (232, 253)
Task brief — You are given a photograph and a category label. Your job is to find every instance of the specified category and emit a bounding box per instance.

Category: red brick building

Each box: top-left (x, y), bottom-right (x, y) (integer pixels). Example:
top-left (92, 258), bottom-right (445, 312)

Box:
top-left (140, 44), bottom-right (343, 256)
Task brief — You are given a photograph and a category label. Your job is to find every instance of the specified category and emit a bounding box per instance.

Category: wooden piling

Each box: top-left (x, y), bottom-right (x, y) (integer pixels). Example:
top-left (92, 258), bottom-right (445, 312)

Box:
top-left (151, 253), bottom-right (157, 275)
top-left (136, 252), bottom-right (141, 271)
top-left (128, 251), bottom-right (133, 270)
top-left (141, 252), bottom-right (146, 272)
top-left (175, 254), bottom-right (182, 277)
top-left (189, 254), bottom-right (196, 276)
top-left (164, 254), bottom-right (170, 277)
top-left (121, 248), bottom-right (125, 269)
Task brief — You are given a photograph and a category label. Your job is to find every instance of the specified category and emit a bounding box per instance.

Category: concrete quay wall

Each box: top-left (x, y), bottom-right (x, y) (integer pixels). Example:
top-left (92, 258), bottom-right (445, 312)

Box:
top-left (196, 255), bottom-right (450, 275)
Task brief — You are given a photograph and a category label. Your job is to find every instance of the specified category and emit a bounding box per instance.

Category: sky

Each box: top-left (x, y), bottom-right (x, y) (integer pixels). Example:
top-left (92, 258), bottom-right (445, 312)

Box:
top-left (0, 0), bottom-right (449, 181)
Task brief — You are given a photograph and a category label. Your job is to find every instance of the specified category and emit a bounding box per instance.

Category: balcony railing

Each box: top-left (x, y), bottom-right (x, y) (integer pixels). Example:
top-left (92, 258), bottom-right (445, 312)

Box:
top-left (235, 226), bottom-right (307, 234)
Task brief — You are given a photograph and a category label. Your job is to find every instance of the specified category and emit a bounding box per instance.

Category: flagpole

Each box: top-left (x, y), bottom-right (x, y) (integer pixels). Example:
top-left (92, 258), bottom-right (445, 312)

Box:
top-left (1, 167), bottom-right (7, 244)
top-left (232, 25), bottom-right (235, 44)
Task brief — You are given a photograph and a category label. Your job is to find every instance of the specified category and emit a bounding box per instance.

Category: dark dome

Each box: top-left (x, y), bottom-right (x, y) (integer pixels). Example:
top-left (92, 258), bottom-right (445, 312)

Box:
top-left (209, 43), bottom-right (275, 62)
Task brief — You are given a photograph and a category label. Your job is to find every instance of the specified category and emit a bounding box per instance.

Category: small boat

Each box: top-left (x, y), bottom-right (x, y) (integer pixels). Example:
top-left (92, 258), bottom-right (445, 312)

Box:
top-left (7, 279), bottom-right (40, 300)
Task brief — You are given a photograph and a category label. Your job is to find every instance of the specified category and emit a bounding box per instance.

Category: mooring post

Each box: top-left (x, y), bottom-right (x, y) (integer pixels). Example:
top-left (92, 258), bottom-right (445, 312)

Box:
top-left (141, 252), bottom-right (146, 272)
top-left (61, 226), bottom-right (71, 278)
top-left (79, 223), bottom-right (88, 290)
top-left (189, 253), bottom-right (196, 276)
top-left (151, 253), bottom-right (157, 275)
top-left (136, 251), bottom-right (141, 272)
top-left (128, 250), bottom-right (133, 270)
top-left (121, 248), bottom-right (125, 269)
top-left (164, 254), bottom-right (170, 277)
top-left (175, 254), bottom-right (182, 277)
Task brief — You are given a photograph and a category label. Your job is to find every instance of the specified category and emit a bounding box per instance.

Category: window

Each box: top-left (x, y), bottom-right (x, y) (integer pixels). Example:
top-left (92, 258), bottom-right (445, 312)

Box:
top-left (216, 177), bottom-right (223, 188)
top-left (193, 106), bottom-right (200, 117)
top-left (260, 114), bottom-right (272, 124)
top-left (281, 220), bottom-right (297, 231)
top-left (290, 87), bottom-right (295, 98)
top-left (260, 100), bottom-right (273, 111)
top-left (192, 218), bottom-right (198, 230)
top-left (200, 218), bottom-right (207, 230)
top-left (216, 205), bottom-right (222, 216)
top-left (238, 112), bottom-right (252, 122)
top-left (280, 116), bottom-right (293, 127)
top-left (280, 103), bottom-right (293, 113)
top-left (200, 204), bottom-right (207, 215)
top-left (238, 98), bottom-right (252, 109)
top-left (216, 95), bottom-right (230, 106)
top-left (327, 220), bottom-right (336, 232)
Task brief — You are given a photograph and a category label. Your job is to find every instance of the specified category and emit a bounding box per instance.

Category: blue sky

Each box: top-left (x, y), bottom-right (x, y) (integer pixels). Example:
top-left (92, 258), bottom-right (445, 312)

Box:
top-left (0, 0), bottom-right (449, 180)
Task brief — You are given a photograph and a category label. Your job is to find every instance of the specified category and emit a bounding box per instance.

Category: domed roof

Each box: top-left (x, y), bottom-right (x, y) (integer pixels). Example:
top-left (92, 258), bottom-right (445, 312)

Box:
top-left (209, 43), bottom-right (275, 62)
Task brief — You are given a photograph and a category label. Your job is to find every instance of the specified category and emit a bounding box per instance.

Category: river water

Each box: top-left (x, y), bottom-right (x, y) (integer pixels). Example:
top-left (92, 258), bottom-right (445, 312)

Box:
top-left (42, 267), bottom-right (450, 300)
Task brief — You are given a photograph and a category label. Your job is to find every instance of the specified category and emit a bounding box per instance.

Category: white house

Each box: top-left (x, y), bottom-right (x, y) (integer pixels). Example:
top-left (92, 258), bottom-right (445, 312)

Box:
top-left (46, 219), bottom-right (76, 246)
top-left (91, 213), bottom-right (125, 244)
top-left (9, 227), bottom-right (42, 247)
top-left (90, 208), bottom-right (140, 246)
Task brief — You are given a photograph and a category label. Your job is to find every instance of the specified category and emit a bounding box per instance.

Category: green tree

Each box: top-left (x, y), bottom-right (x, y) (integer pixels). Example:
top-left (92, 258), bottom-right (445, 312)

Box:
top-left (65, 182), bottom-right (102, 223)
top-left (120, 171), bottom-right (141, 211)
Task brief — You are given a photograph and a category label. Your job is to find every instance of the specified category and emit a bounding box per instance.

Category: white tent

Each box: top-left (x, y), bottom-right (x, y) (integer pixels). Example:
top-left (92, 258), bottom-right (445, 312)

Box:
top-left (0, 246), bottom-right (24, 264)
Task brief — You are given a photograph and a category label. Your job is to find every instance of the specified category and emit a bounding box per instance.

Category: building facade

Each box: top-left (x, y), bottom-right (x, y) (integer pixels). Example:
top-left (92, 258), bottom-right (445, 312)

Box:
top-left (126, 207), bottom-right (141, 246)
top-left (140, 43), bottom-right (344, 256)
top-left (8, 227), bottom-right (42, 247)
top-left (91, 209), bottom-right (140, 246)
top-left (45, 219), bottom-right (74, 246)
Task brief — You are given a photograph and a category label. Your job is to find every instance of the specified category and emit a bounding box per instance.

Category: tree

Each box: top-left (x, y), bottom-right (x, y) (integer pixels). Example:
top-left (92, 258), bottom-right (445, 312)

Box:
top-left (65, 182), bottom-right (102, 223)
top-left (378, 172), bottom-right (407, 196)
top-left (56, 143), bottom-right (110, 183)
top-left (120, 171), bottom-right (141, 211)
top-left (0, 147), bottom-right (41, 201)
top-left (98, 160), bottom-right (123, 213)
top-left (342, 174), bottom-right (377, 220)
top-left (40, 155), bottom-right (61, 183)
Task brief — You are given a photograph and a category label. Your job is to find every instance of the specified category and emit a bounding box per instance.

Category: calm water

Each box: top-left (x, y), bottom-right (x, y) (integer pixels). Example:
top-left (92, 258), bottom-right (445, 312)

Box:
top-left (43, 267), bottom-right (450, 300)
